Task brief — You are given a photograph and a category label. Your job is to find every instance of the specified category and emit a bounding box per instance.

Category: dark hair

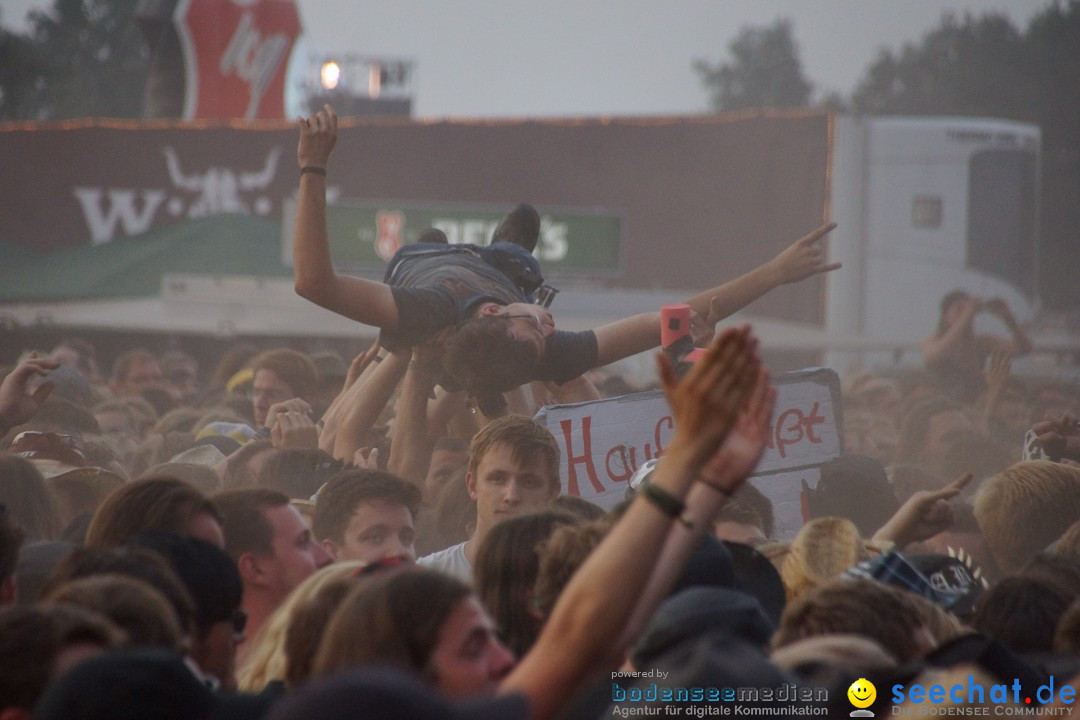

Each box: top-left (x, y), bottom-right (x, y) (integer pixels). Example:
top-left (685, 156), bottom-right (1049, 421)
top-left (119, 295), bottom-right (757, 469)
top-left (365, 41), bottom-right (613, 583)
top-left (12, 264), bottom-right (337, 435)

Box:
top-left (313, 470), bottom-right (421, 546)
top-left (474, 510), bottom-right (579, 656)
top-left (551, 495), bottom-right (605, 522)
top-left (0, 504), bottom-right (26, 583)
top-left (0, 606), bottom-right (119, 711)
top-left (936, 290), bottom-right (971, 336)
top-left (44, 574), bottom-right (184, 650)
top-left (1019, 552), bottom-right (1080, 599)
top-left (442, 316), bottom-right (541, 396)
top-left (257, 448), bottom-right (344, 500)
top-left (809, 454), bottom-right (899, 538)
top-left (42, 545), bottom-right (196, 636)
top-left (252, 349), bottom-right (319, 401)
top-left (1054, 599), bottom-right (1080, 654)
top-left (973, 576), bottom-right (1071, 655)
top-left (533, 517), bottom-right (612, 616)
top-left (313, 567), bottom-right (472, 681)
top-left (0, 607), bottom-right (62, 710)
top-left (0, 453), bottom-right (62, 540)
top-left (213, 488), bottom-right (290, 560)
top-left (84, 477), bottom-right (220, 550)
top-left (772, 579), bottom-right (928, 663)
top-left (129, 532), bottom-right (243, 636)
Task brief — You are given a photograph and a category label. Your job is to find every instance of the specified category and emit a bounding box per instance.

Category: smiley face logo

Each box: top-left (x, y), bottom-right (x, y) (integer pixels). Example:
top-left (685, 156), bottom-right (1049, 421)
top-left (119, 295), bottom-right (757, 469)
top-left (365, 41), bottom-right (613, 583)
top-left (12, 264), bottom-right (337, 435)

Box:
top-left (847, 678), bottom-right (876, 713)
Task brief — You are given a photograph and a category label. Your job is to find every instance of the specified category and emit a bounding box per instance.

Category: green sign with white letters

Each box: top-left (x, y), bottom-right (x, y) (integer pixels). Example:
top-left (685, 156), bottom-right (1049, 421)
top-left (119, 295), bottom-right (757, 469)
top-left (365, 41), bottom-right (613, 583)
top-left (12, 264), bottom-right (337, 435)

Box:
top-left (284, 200), bottom-right (622, 276)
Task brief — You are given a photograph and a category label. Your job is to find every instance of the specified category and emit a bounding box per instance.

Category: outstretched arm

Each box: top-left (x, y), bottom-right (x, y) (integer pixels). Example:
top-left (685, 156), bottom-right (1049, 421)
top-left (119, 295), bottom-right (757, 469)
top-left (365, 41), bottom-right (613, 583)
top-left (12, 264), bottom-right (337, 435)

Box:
top-left (293, 105), bottom-right (399, 330)
top-left (683, 221), bottom-right (840, 320)
top-left (872, 473), bottom-right (973, 549)
top-left (501, 326), bottom-right (761, 720)
top-left (616, 364), bottom-right (775, 650)
top-left (590, 223), bottom-right (839, 367)
top-left (387, 332), bottom-right (449, 488)
top-left (331, 351), bottom-right (409, 462)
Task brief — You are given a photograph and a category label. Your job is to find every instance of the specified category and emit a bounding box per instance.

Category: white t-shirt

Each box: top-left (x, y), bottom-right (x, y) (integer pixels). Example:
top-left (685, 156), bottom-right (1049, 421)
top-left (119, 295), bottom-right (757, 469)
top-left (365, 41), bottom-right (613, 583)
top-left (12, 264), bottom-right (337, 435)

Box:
top-left (418, 541), bottom-right (472, 583)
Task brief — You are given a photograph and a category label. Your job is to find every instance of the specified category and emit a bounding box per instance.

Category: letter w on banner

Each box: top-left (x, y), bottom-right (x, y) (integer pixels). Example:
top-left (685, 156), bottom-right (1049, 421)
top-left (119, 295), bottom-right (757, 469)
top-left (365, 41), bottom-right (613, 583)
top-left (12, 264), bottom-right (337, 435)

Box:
top-left (534, 368), bottom-right (843, 539)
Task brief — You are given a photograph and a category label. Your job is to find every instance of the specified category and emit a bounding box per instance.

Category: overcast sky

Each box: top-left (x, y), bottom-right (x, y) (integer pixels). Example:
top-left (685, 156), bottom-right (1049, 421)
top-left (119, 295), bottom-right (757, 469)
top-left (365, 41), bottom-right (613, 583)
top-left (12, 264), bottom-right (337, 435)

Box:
top-left (1, 0), bottom-right (1054, 118)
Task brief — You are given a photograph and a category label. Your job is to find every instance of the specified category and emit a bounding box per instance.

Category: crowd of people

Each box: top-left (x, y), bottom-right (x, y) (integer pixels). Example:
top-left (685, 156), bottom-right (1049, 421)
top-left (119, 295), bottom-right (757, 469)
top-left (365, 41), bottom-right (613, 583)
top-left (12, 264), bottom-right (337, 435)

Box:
top-left (1, 107), bottom-right (1080, 719)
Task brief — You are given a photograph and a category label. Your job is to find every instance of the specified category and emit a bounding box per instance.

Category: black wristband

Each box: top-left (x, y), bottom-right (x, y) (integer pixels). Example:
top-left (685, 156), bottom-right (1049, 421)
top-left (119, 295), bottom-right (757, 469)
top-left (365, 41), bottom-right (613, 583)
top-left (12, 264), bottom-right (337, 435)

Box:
top-left (639, 483), bottom-right (692, 528)
top-left (301, 166), bottom-right (326, 176)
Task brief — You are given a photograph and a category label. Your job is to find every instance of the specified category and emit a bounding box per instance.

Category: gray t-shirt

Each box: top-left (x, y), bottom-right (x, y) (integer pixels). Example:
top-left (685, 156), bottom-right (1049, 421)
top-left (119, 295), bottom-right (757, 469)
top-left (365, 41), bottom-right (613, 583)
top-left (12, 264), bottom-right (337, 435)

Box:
top-left (381, 248), bottom-right (598, 384)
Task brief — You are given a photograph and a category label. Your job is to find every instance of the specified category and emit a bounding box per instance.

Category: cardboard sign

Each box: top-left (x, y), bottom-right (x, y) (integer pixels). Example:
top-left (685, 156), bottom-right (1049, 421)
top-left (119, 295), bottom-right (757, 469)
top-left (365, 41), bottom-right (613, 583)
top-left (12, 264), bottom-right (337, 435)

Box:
top-left (534, 368), bottom-right (843, 511)
top-left (175, 0), bottom-right (301, 119)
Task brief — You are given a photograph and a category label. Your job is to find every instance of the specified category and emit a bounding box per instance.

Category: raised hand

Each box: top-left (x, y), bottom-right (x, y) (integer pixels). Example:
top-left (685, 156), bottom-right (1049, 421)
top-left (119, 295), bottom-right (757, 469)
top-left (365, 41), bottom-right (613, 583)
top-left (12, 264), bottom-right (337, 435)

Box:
top-left (270, 409), bottom-right (319, 449)
top-left (264, 397), bottom-right (313, 429)
top-left (873, 472), bottom-right (973, 548)
top-left (353, 446), bottom-right (379, 470)
top-left (767, 222), bottom-right (841, 285)
top-left (658, 324), bottom-right (760, 469)
top-left (1031, 412), bottom-right (1080, 462)
top-left (344, 342), bottom-right (382, 391)
top-left (297, 104), bottom-right (338, 170)
top-left (699, 365), bottom-right (776, 494)
top-left (690, 296), bottom-right (724, 348)
top-left (0, 354), bottom-right (58, 434)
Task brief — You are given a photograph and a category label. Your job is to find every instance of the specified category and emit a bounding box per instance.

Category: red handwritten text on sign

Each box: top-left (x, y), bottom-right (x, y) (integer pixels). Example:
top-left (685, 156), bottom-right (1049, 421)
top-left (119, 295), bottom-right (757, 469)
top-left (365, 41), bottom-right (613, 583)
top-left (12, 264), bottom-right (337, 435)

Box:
top-left (557, 414), bottom-right (674, 497)
top-left (535, 369), bottom-right (841, 510)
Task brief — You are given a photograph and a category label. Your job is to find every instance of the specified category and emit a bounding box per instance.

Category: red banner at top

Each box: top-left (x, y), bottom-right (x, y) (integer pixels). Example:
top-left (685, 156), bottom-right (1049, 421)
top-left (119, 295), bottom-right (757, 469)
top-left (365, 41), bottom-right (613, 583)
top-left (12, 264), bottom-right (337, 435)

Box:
top-left (175, 0), bottom-right (301, 119)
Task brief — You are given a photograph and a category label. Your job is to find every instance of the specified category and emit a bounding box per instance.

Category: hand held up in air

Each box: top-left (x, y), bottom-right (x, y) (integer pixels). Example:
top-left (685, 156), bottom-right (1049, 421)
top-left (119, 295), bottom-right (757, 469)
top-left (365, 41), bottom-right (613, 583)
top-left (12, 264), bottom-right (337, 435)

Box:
top-left (766, 222), bottom-right (842, 285)
top-left (297, 104), bottom-right (338, 170)
top-left (658, 324), bottom-right (762, 473)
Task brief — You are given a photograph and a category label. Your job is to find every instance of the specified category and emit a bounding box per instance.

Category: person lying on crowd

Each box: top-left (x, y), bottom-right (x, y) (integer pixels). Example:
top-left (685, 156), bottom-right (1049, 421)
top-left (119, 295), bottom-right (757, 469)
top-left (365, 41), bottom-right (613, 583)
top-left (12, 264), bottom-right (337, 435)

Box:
top-left (292, 105), bottom-right (838, 406)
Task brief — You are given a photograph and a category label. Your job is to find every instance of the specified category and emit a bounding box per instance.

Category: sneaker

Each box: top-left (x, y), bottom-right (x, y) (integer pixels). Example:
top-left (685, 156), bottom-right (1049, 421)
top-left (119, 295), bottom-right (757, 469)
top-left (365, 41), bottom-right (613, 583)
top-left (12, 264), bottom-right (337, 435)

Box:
top-left (491, 203), bottom-right (540, 253)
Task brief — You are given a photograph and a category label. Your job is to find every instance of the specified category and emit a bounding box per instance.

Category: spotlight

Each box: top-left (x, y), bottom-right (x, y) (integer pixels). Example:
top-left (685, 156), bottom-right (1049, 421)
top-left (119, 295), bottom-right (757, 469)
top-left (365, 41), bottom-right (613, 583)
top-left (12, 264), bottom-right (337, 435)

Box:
top-left (320, 61), bottom-right (341, 90)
